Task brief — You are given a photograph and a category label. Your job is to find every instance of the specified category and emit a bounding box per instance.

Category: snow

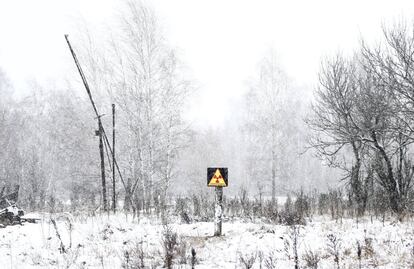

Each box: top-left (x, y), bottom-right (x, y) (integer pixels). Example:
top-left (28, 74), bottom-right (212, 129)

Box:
top-left (0, 213), bottom-right (414, 268)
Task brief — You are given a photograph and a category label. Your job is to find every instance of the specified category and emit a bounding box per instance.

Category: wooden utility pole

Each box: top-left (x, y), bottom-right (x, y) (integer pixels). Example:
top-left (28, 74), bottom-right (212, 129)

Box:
top-left (96, 119), bottom-right (107, 212)
top-left (112, 104), bottom-right (116, 213)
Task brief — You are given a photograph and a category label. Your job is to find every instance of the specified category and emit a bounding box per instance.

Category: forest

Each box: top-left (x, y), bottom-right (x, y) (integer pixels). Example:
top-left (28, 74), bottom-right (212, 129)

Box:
top-left (1, 1), bottom-right (414, 268)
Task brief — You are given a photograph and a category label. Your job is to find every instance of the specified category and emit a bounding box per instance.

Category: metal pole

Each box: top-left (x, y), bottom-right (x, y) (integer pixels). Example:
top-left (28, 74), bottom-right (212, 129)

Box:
top-left (214, 187), bottom-right (223, 236)
top-left (112, 104), bottom-right (116, 213)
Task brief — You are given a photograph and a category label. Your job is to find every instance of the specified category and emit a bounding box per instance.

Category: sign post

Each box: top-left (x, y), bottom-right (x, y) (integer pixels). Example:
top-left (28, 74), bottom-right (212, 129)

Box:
top-left (214, 187), bottom-right (223, 236)
top-left (207, 167), bottom-right (228, 236)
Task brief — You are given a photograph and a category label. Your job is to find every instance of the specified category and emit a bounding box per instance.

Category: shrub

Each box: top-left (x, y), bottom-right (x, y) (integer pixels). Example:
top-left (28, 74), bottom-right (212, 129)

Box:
top-left (326, 233), bottom-right (342, 269)
top-left (175, 197), bottom-right (191, 224)
top-left (238, 251), bottom-right (257, 269)
top-left (303, 249), bottom-right (320, 269)
top-left (162, 225), bottom-right (179, 269)
top-left (122, 241), bottom-right (145, 269)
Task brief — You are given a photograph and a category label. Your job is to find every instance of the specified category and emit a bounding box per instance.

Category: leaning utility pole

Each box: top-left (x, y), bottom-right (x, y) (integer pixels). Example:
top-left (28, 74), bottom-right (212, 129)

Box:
top-left (64, 34), bottom-right (110, 212)
top-left (112, 104), bottom-right (116, 213)
top-left (65, 34), bottom-right (137, 214)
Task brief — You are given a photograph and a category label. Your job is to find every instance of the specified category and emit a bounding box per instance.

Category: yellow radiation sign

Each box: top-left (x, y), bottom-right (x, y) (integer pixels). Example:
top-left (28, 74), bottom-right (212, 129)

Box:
top-left (207, 168), bottom-right (228, 187)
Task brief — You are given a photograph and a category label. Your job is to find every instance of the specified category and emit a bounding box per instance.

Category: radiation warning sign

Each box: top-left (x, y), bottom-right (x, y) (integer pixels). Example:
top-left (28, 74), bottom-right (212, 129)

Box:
top-left (207, 168), bottom-right (228, 187)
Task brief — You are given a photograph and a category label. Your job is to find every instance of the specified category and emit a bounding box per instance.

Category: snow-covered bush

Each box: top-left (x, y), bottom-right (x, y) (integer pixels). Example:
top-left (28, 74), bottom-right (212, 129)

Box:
top-left (161, 225), bottom-right (179, 269)
top-left (303, 248), bottom-right (320, 269)
top-left (122, 241), bottom-right (145, 269)
top-left (326, 233), bottom-right (342, 269)
top-left (175, 197), bottom-right (191, 224)
top-left (238, 250), bottom-right (257, 269)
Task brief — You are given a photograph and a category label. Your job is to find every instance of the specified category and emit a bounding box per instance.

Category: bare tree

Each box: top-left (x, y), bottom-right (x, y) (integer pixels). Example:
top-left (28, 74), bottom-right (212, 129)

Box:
top-left (244, 51), bottom-right (299, 204)
top-left (307, 55), bottom-right (370, 216)
top-left (75, 0), bottom-right (192, 214)
top-left (309, 23), bottom-right (414, 217)
top-left (359, 23), bottom-right (414, 216)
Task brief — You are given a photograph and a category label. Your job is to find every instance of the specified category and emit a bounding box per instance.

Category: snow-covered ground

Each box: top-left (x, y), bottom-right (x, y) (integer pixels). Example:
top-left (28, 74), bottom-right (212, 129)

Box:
top-left (1, 213), bottom-right (414, 268)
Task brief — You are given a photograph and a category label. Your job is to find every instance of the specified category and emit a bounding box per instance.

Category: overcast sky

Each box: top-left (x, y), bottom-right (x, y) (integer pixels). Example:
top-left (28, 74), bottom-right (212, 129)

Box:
top-left (1, 0), bottom-right (414, 127)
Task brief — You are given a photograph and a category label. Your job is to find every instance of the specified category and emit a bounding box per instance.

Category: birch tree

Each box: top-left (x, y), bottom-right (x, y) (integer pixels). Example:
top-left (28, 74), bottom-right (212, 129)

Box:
top-left (244, 52), bottom-right (298, 203)
top-left (76, 0), bottom-right (192, 213)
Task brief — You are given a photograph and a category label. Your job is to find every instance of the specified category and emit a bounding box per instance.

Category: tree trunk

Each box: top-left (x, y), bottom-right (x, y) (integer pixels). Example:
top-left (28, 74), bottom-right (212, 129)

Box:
top-left (371, 131), bottom-right (401, 214)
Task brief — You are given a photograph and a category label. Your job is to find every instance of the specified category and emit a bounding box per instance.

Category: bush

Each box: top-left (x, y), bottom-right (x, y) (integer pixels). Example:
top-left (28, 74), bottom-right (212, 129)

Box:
top-left (294, 189), bottom-right (310, 220)
top-left (161, 225), bottom-right (190, 268)
top-left (175, 197), bottom-right (191, 224)
top-left (238, 250), bottom-right (257, 269)
top-left (303, 249), bottom-right (320, 269)
top-left (122, 241), bottom-right (145, 269)
top-left (326, 233), bottom-right (342, 269)
top-left (162, 225), bottom-right (179, 269)
top-left (263, 200), bottom-right (278, 223)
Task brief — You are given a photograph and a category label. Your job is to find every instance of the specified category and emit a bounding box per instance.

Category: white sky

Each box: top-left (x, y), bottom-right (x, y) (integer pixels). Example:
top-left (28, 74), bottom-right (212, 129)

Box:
top-left (1, 0), bottom-right (414, 127)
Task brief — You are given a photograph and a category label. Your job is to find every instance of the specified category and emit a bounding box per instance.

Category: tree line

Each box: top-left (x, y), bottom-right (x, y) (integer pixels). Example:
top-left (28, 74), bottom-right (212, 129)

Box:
top-left (0, 0), bottom-right (383, 216)
top-left (308, 23), bottom-right (414, 219)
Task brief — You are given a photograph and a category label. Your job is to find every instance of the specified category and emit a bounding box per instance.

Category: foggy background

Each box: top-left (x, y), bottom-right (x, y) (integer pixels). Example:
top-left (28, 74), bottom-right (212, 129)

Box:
top-left (1, 0), bottom-right (414, 204)
top-left (2, 0), bottom-right (414, 127)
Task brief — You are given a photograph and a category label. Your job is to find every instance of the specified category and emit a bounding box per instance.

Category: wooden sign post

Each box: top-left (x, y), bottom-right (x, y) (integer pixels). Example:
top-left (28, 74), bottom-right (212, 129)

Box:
top-left (207, 168), bottom-right (228, 236)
